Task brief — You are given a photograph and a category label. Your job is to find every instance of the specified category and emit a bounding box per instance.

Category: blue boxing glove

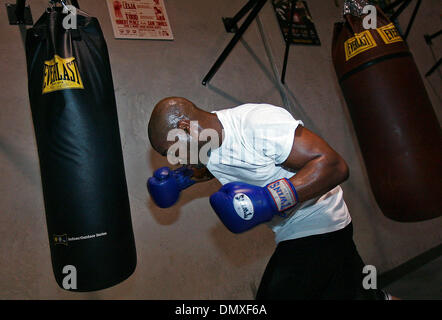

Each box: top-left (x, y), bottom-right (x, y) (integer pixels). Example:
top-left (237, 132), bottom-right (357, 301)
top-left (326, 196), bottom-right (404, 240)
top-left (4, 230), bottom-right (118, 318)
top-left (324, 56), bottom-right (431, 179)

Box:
top-left (209, 178), bottom-right (299, 233)
top-left (147, 166), bottom-right (196, 208)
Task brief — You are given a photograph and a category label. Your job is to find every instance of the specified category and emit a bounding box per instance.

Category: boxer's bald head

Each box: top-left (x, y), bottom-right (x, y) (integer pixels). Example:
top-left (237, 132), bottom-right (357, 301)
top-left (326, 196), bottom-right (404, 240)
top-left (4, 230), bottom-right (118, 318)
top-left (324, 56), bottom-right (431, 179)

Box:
top-left (148, 97), bottom-right (222, 160)
top-left (148, 97), bottom-right (196, 154)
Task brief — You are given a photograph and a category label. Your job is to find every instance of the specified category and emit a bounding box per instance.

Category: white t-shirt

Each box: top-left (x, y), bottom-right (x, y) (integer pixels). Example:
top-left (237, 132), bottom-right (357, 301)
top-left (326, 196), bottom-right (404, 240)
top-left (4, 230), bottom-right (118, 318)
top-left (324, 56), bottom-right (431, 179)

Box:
top-left (206, 103), bottom-right (351, 243)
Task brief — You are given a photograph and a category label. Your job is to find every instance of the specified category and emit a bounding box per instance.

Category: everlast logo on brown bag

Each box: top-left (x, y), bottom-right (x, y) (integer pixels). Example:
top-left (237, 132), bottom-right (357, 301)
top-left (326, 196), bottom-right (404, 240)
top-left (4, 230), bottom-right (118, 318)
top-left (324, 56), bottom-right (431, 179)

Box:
top-left (377, 23), bottom-right (403, 44)
top-left (344, 30), bottom-right (377, 61)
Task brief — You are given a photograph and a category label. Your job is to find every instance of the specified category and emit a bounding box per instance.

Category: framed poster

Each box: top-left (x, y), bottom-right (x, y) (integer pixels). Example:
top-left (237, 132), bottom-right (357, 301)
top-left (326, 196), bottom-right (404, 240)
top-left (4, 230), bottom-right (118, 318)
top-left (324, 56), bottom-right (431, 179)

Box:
top-left (272, 0), bottom-right (320, 46)
top-left (106, 0), bottom-right (174, 40)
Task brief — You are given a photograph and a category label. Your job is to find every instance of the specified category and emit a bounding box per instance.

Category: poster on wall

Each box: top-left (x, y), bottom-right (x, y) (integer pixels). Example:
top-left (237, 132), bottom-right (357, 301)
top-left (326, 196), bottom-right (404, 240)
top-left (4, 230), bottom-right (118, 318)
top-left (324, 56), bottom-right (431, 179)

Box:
top-left (106, 0), bottom-right (174, 40)
top-left (272, 0), bottom-right (320, 46)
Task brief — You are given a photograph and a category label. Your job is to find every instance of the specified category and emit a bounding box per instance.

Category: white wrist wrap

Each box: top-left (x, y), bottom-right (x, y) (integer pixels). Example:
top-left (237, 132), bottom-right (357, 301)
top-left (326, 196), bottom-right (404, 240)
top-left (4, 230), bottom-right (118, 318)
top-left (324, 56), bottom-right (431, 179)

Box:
top-left (266, 178), bottom-right (298, 212)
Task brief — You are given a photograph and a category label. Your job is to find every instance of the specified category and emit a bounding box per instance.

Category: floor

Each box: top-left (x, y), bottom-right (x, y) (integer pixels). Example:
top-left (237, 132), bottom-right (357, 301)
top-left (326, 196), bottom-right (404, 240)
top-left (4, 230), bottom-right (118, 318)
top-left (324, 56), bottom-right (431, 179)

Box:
top-left (384, 256), bottom-right (442, 300)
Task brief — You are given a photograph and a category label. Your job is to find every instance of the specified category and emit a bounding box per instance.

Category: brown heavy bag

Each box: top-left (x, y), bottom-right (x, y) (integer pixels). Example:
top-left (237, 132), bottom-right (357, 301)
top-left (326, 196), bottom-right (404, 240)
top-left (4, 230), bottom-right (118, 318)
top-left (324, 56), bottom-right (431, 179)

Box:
top-left (332, 1), bottom-right (442, 222)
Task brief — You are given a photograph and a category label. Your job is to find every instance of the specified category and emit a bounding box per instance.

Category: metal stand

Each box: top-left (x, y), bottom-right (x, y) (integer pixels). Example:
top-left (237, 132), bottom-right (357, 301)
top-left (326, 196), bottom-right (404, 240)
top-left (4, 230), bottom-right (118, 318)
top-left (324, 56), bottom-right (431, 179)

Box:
top-left (424, 29), bottom-right (442, 77)
top-left (202, 0), bottom-right (266, 86)
top-left (384, 0), bottom-right (422, 41)
top-left (425, 59), bottom-right (441, 78)
top-left (202, 0), bottom-right (296, 86)
top-left (424, 29), bottom-right (442, 46)
top-left (6, 0), bottom-right (33, 25)
top-left (280, 1), bottom-right (296, 84)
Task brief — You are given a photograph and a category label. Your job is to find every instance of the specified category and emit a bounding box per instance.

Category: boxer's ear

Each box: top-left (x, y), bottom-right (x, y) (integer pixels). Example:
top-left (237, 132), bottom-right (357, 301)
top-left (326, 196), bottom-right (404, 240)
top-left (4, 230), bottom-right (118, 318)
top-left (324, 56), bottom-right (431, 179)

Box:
top-left (177, 119), bottom-right (191, 134)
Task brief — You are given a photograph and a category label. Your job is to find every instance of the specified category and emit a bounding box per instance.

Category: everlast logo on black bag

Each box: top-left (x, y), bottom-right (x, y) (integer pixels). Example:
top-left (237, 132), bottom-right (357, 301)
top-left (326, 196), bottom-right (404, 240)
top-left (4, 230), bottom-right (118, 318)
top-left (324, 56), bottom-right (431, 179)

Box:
top-left (53, 234), bottom-right (68, 246)
top-left (42, 55), bottom-right (84, 94)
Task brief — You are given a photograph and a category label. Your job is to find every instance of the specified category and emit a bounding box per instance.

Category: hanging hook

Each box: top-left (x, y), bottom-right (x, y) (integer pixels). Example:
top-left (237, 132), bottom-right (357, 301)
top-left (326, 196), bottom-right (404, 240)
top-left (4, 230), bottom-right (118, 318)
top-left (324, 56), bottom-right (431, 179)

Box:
top-left (47, 0), bottom-right (76, 15)
top-left (46, 0), bottom-right (55, 13)
top-left (61, 0), bottom-right (75, 15)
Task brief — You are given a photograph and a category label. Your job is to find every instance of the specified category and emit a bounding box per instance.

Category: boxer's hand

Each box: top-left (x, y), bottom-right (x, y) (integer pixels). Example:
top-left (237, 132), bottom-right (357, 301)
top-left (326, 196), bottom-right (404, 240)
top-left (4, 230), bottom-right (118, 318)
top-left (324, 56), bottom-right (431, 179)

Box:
top-left (210, 179), bottom-right (299, 233)
top-left (147, 166), bottom-right (196, 208)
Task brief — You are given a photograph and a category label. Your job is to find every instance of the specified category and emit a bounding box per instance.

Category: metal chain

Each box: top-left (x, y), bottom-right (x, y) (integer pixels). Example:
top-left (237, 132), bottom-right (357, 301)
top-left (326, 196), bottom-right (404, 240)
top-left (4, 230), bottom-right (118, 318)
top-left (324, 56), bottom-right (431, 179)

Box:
top-left (343, 0), bottom-right (370, 17)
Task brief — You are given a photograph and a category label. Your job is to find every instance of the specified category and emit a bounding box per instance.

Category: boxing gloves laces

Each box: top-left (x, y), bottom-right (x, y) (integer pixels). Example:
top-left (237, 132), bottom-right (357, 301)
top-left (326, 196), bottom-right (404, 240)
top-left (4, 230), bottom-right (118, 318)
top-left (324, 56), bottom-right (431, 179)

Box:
top-left (209, 178), bottom-right (299, 233)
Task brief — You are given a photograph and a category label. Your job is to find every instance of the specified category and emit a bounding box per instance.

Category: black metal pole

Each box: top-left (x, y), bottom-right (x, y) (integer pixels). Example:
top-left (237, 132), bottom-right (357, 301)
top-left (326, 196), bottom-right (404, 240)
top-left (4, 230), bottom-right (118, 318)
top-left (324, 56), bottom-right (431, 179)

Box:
top-left (424, 29), bottom-right (442, 45)
top-left (390, 0), bottom-right (412, 22)
top-left (428, 30), bottom-right (442, 40)
top-left (425, 58), bottom-right (441, 77)
top-left (280, 0), bottom-right (296, 84)
top-left (202, 0), bottom-right (267, 86)
top-left (403, 0), bottom-right (421, 40)
top-left (223, 0), bottom-right (259, 33)
top-left (230, 0), bottom-right (259, 26)
top-left (384, 0), bottom-right (406, 12)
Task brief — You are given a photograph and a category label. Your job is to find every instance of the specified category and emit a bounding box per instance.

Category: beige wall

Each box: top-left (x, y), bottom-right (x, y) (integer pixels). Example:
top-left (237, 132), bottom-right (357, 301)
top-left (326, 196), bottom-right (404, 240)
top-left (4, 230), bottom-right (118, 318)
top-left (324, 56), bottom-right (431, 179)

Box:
top-left (0, 0), bottom-right (441, 299)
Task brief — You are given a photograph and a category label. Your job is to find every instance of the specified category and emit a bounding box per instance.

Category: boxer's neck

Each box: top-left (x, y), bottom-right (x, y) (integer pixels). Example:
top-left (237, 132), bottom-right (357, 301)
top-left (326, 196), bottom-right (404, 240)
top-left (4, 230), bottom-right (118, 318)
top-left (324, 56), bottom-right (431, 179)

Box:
top-left (202, 112), bottom-right (225, 146)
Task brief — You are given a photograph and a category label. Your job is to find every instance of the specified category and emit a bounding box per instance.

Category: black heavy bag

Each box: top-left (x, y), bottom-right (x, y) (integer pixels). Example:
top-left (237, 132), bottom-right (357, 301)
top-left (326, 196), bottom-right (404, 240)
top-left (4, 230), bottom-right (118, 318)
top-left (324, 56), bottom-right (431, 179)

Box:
top-left (332, 1), bottom-right (442, 222)
top-left (26, 8), bottom-right (136, 291)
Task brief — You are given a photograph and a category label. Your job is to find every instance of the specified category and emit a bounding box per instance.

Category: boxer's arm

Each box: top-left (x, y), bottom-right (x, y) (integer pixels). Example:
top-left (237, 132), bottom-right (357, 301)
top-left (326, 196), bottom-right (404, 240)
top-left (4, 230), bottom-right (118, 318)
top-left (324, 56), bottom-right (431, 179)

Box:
top-left (187, 165), bottom-right (214, 183)
top-left (282, 126), bottom-right (349, 202)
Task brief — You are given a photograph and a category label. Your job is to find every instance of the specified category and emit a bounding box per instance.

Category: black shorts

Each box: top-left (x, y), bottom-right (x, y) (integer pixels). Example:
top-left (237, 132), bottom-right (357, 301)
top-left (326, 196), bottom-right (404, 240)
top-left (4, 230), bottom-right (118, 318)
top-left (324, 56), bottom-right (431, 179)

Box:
top-left (256, 223), bottom-right (387, 300)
